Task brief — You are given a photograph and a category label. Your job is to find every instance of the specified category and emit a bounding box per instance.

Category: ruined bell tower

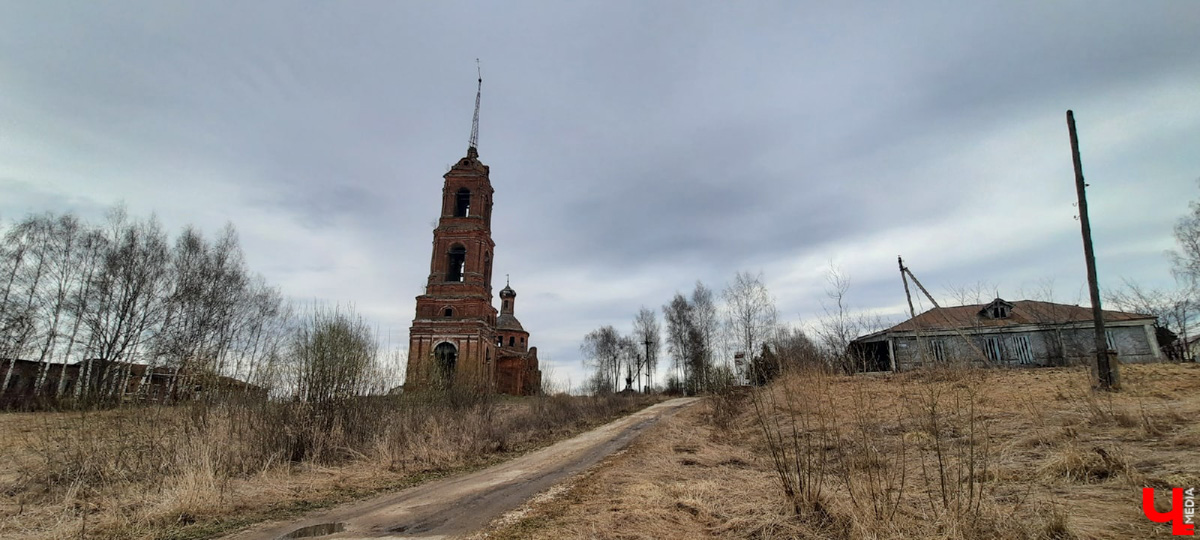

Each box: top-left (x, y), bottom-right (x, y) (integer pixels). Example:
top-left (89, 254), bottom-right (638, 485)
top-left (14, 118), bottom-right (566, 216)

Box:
top-left (405, 68), bottom-right (540, 395)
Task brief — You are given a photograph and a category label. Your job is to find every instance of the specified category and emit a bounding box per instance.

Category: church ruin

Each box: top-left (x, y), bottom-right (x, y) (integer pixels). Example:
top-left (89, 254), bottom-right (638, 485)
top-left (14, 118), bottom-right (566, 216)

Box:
top-left (405, 76), bottom-right (541, 395)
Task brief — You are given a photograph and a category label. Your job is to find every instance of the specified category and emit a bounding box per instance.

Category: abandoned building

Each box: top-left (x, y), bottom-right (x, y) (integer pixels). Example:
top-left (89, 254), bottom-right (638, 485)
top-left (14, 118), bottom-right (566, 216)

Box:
top-left (849, 298), bottom-right (1162, 372)
top-left (404, 85), bottom-right (541, 395)
top-left (1, 358), bottom-right (263, 408)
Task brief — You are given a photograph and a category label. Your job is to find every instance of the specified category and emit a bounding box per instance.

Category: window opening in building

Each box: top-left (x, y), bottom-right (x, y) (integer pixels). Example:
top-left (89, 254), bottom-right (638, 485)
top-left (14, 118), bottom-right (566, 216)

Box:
top-left (455, 188), bottom-right (471, 217)
top-left (443, 308), bottom-right (453, 317)
top-left (1105, 330), bottom-right (1117, 353)
top-left (1006, 335), bottom-right (1034, 364)
top-left (927, 339), bottom-right (946, 363)
top-left (509, 336), bottom-right (515, 346)
top-left (983, 337), bottom-right (1002, 363)
top-left (446, 245), bottom-right (466, 282)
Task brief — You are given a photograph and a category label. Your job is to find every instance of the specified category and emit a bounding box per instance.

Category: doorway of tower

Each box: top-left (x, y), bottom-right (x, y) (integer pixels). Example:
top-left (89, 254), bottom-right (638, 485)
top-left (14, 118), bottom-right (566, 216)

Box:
top-left (433, 342), bottom-right (457, 388)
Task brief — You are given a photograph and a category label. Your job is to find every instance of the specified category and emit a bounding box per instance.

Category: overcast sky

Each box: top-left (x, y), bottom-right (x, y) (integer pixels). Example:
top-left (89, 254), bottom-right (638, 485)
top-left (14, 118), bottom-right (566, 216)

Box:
top-left (3, 2), bottom-right (1198, 390)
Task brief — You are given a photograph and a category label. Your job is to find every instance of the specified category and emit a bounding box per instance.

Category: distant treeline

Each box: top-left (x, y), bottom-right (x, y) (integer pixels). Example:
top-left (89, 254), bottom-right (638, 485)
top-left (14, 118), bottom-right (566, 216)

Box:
top-left (581, 269), bottom-right (888, 396)
top-left (0, 207), bottom-right (395, 407)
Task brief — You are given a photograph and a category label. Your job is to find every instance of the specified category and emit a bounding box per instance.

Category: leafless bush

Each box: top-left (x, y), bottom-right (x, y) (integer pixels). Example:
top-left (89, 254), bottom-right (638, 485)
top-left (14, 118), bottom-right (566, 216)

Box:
top-left (749, 367), bottom-right (835, 519)
top-left (902, 371), bottom-right (993, 533)
top-left (836, 380), bottom-right (907, 525)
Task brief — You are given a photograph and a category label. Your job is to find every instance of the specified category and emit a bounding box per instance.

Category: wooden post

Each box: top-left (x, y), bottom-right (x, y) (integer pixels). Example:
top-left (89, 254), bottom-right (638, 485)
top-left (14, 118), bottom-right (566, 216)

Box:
top-left (643, 338), bottom-right (652, 392)
top-left (898, 256), bottom-right (928, 368)
top-left (1067, 110), bottom-right (1119, 390)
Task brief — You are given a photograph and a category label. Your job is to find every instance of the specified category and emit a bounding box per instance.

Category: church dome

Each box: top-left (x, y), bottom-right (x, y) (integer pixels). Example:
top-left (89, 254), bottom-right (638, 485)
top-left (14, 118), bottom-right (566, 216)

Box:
top-left (499, 284), bottom-right (516, 298)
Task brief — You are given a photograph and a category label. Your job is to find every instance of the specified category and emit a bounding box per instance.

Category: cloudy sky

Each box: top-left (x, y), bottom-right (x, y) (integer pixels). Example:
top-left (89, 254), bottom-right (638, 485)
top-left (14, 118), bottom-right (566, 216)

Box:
top-left (3, 2), bottom-right (1198, 390)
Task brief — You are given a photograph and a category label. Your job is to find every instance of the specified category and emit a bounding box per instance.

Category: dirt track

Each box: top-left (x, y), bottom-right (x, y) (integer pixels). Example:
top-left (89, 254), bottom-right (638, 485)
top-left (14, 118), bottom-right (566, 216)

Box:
top-left (226, 397), bottom-right (699, 540)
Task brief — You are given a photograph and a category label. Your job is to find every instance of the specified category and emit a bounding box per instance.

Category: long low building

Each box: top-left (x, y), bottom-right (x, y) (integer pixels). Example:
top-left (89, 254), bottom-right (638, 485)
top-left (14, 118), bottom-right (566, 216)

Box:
top-left (849, 298), bottom-right (1161, 372)
top-left (1, 358), bottom-right (263, 408)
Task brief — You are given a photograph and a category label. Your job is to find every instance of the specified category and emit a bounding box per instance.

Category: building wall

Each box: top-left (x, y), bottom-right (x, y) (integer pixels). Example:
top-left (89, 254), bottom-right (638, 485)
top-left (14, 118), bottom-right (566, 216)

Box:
top-left (889, 322), bottom-right (1159, 371)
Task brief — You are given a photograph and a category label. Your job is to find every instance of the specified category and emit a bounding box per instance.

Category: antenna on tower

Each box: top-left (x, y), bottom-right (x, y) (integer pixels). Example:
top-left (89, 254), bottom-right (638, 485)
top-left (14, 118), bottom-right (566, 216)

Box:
top-left (468, 59), bottom-right (482, 153)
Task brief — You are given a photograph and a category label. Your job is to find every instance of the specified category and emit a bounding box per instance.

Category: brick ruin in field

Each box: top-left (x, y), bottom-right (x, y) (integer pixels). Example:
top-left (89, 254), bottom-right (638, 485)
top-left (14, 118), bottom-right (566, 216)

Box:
top-left (404, 145), bottom-right (541, 396)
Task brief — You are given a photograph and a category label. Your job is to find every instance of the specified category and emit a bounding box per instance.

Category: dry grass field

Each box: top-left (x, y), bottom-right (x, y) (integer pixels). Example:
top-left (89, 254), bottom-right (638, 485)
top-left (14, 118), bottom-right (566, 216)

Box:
top-left (479, 363), bottom-right (1200, 539)
top-left (0, 393), bottom-right (660, 540)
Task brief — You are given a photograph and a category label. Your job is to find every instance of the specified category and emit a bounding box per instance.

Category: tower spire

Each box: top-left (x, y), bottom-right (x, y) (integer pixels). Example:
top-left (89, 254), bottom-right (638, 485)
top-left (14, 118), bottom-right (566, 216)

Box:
top-left (468, 59), bottom-right (482, 154)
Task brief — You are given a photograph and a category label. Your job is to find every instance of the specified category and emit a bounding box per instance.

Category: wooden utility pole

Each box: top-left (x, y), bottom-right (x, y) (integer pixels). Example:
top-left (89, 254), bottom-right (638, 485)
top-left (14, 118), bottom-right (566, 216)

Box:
top-left (643, 338), bottom-right (652, 393)
top-left (898, 256), bottom-right (929, 368)
top-left (1067, 110), bottom-right (1119, 390)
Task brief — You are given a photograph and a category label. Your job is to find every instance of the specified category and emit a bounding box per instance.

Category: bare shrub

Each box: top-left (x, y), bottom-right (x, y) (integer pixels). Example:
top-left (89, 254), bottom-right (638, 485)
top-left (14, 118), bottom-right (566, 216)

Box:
top-left (835, 379), bottom-right (907, 526)
top-left (749, 367), bottom-right (835, 519)
top-left (902, 369), bottom-right (994, 534)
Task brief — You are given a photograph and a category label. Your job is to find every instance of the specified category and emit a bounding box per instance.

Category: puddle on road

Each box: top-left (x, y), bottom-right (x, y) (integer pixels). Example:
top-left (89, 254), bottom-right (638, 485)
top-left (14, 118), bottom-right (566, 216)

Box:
top-left (278, 522), bottom-right (345, 539)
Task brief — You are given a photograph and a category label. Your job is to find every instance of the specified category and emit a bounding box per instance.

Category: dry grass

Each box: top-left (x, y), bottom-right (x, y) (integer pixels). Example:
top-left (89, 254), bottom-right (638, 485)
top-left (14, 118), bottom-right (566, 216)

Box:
top-left (481, 363), bottom-right (1200, 539)
top-left (0, 392), bottom-right (660, 540)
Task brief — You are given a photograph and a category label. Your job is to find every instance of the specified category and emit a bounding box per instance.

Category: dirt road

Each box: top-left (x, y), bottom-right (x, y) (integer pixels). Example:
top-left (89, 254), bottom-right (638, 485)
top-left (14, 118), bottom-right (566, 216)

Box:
top-left (226, 397), bottom-right (698, 540)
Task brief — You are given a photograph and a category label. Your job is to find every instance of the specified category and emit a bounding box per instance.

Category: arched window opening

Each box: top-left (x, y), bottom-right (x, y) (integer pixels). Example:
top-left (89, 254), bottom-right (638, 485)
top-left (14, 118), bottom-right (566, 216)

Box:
top-left (497, 336), bottom-right (503, 347)
top-left (484, 252), bottom-right (492, 288)
top-left (454, 188), bottom-right (471, 217)
top-left (433, 342), bottom-right (458, 388)
top-left (443, 308), bottom-right (454, 317)
top-left (446, 244), bottom-right (466, 282)
top-left (503, 299), bottom-right (509, 311)
top-left (520, 337), bottom-right (525, 344)
top-left (509, 336), bottom-right (515, 346)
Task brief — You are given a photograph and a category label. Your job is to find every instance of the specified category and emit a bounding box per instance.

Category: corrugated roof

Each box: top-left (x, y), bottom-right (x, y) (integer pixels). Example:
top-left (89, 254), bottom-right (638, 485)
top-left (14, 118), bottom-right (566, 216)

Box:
top-left (884, 299), bottom-right (1153, 333)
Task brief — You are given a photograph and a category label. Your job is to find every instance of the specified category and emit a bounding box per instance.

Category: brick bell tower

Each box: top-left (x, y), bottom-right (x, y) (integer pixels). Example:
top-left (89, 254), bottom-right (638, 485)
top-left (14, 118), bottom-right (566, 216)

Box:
top-left (406, 71), bottom-right (499, 391)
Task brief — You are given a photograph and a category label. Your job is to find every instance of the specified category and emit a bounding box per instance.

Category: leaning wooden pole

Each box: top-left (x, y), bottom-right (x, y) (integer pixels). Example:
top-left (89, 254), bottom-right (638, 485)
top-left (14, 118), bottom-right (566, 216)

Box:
top-left (898, 256), bottom-right (928, 369)
top-left (901, 261), bottom-right (993, 366)
top-left (1067, 110), bottom-right (1119, 390)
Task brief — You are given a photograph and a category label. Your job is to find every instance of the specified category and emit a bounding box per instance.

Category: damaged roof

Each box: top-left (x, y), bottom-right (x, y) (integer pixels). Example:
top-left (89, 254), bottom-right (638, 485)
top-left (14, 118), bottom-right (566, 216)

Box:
top-left (883, 298), bottom-right (1154, 333)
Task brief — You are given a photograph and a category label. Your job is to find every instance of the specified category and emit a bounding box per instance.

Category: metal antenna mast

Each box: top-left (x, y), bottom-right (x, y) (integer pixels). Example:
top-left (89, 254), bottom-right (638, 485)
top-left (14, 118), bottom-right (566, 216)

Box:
top-left (469, 59), bottom-right (482, 151)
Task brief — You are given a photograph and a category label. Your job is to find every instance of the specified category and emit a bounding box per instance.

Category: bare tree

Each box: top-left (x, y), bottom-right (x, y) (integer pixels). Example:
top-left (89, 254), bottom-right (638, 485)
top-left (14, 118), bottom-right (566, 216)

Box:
top-left (691, 281), bottom-right (720, 369)
top-left (580, 325), bottom-right (621, 393)
top-left (663, 284), bottom-right (716, 395)
top-left (944, 280), bottom-right (999, 306)
top-left (0, 206), bottom-right (295, 407)
top-left (1171, 180), bottom-right (1200, 290)
top-left (616, 335), bottom-right (640, 392)
top-left (0, 216), bottom-right (50, 396)
top-left (291, 305), bottom-right (378, 403)
top-left (814, 265), bottom-right (858, 372)
top-left (770, 325), bottom-right (822, 373)
top-left (631, 306), bottom-right (660, 392)
top-left (78, 210), bottom-right (171, 400)
top-left (812, 265), bottom-right (890, 373)
top-left (31, 215), bottom-right (86, 394)
top-left (723, 270), bottom-right (778, 383)
top-left (1107, 279), bottom-right (1195, 361)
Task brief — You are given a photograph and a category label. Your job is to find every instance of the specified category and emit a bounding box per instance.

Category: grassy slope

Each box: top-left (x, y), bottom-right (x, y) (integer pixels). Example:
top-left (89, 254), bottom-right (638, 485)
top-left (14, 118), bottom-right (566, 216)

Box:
top-left (0, 394), bottom-right (661, 540)
top-left (480, 363), bottom-right (1200, 539)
